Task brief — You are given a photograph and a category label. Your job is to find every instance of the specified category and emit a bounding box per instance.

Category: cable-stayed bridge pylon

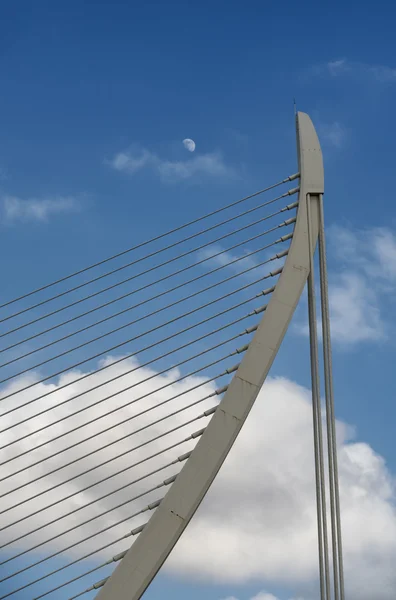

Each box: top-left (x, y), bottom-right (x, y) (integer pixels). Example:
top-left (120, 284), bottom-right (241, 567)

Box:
top-left (0, 112), bottom-right (344, 600)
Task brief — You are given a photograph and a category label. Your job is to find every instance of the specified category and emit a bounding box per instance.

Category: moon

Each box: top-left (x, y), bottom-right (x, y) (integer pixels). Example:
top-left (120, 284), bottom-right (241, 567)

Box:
top-left (182, 138), bottom-right (196, 152)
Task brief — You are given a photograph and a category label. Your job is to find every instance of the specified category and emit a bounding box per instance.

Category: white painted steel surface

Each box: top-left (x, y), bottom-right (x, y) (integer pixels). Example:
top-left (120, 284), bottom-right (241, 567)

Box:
top-left (96, 112), bottom-right (324, 600)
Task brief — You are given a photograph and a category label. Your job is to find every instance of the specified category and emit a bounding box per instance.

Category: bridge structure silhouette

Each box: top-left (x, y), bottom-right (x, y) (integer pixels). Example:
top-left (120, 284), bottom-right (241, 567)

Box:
top-left (0, 113), bottom-right (345, 600)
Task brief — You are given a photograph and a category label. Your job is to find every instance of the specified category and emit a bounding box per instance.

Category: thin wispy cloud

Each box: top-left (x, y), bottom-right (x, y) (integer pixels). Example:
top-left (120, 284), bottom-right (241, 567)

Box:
top-left (225, 128), bottom-right (249, 146)
top-left (198, 246), bottom-right (265, 276)
top-left (317, 121), bottom-right (346, 149)
top-left (109, 149), bottom-right (153, 174)
top-left (312, 58), bottom-right (396, 83)
top-left (196, 244), bottom-right (281, 282)
top-left (0, 166), bottom-right (8, 182)
top-left (106, 147), bottom-right (235, 183)
top-left (1, 195), bottom-right (81, 225)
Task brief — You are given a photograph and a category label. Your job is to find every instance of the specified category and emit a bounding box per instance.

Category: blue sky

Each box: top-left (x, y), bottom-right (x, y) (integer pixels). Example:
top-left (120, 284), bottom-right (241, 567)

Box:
top-left (1, 1), bottom-right (396, 600)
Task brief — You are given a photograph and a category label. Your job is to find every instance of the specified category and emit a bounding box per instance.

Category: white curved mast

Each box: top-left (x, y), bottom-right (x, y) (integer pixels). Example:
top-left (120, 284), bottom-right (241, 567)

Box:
top-left (96, 112), bottom-right (324, 600)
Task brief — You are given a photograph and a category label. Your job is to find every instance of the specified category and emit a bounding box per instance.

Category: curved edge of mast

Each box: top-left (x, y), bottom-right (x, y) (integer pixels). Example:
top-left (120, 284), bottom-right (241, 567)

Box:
top-left (95, 111), bottom-right (324, 600)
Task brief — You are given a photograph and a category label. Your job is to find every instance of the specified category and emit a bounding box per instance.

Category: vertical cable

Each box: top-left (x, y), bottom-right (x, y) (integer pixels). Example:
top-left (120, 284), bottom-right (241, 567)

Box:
top-left (318, 194), bottom-right (345, 600)
top-left (319, 194), bottom-right (339, 600)
top-left (306, 193), bottom-right (331, 600)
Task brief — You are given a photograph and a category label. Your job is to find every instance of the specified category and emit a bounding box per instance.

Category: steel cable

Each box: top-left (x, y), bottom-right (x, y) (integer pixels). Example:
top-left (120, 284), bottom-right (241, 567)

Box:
top-left (0, 174), bottom-right (298, 311)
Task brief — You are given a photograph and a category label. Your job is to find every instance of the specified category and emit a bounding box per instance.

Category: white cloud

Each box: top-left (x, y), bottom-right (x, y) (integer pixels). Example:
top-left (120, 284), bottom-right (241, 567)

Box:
top-left (314, 59), bottom-right (396, 83)
top-left (296, 225), bottom-right (396, 345)
top-left (106, 147), bottom-right (235, 183)
top-left (326, 272), bottom-right (385, 343)
top-left (1, 358), bottom-right (396, 599)
top-left (167, 377), bottom-right (396, 600)
top-left (296, 271), bottom-right (386, 344)
top-left (329, 225), bottom-right (396, 284)
top-left (233, 593), bottom-right (305, 600)
top-left (0, 356), bottom-right (217, 581)
top-left (251, 594), bottom-right (282, 600)
top-left (1, 195), bottom-right (81, 224)
top-left (221, 595), bottom-right (285, 600)
top-left (231, 594), bottom-right (281, 600)
top-left (220, 589), bottom-right (319, 600)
